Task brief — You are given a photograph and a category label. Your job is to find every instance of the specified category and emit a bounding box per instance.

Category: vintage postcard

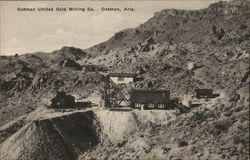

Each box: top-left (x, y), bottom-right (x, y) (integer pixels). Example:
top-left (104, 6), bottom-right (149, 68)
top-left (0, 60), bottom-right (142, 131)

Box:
top-left (0, 0), bottom-right (249, 160)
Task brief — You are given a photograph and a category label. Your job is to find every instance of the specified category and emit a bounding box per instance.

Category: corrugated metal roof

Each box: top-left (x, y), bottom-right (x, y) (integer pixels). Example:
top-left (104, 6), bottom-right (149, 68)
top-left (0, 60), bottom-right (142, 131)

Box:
top-left (130, 89), bottom-right (170, 104)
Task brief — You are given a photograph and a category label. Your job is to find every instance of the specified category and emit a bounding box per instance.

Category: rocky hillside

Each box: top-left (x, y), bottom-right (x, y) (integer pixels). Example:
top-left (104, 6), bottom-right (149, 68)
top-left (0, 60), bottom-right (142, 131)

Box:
top-left (0, 0), bottom-right (249, 159)
top-left (0, 0), bottom-right (248, 125)
top-left (0, 46), bottom-right (103, 125)
top-left (82, 0), bottom-right (249, 98)
top-left (0, 99), bottom-right (248, 160)
top-left (86, 0), bottom-right (250, 55)
top-left (0, 0), bottom-right (249, 126)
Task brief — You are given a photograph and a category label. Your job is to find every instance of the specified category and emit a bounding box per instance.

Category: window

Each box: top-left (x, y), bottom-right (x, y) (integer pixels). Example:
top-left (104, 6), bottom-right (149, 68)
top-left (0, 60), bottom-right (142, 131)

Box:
top-left (158, 104), bottom-right (165, 108)
top-left (148, 103), bottom-right (155, 108)
top-left (135, 103), bottom-right (141, 108)
top-left (118, 77), bottom-right (125, 81)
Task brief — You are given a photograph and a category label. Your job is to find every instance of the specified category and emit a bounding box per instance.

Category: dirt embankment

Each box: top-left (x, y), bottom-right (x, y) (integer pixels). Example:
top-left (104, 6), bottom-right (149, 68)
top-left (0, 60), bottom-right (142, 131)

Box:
top-left (0, 111), bottom-right (101, 160)
top-left (95, 110), bottom-right (177, 141)
top-left (83, 103), bottom-right (249, 160)
top-left (0, 98), bottom-right (249, 160)
top-left (0, 108), bottom-right (178, 160)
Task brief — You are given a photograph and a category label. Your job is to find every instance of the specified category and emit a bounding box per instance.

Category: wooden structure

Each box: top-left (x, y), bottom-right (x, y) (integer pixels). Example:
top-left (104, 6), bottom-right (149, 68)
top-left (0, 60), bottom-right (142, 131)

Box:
top-left (109, 73), bottom-right (136, 84)
top-left (51, 91), bottom-right (75, 108)
top-left (130, 89), bottom-right (170, 109)
top-left (195, 89), bottom-right (217, 99)
top-left (103, 75), bottom-right (131, 108)
top-left (82, 65), bottom-right (108, 73)
top-left (102, 74), bottom-right (171, 110)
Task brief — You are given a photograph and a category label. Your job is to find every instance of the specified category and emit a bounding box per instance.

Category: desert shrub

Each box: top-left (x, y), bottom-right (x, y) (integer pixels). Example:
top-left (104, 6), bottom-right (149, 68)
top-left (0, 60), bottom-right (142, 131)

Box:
top-left (214, 123), bottom-right (228, 132)
top-left (194, 112), bottom-right (206, 121)
top-left (233, 136), bottom-right (244, 145)
top-left (162, 147), bottom-right (171, 153)
top-left (117, 140), bottom-right (127, 148)
top-left (226, 89), bottom-right (240, 102)
top-left (178, 141), bottom-right (188, 147)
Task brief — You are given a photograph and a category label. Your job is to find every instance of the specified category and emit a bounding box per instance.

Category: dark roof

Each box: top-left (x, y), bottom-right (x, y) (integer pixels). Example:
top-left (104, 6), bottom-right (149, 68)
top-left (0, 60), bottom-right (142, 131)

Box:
top-left (82, 65), bottom-right (107, 68)
top-left (130, 89), bottom-right (170, 104)
top-left (195, 89), bottom-right (213, 94)
top-left (109, 73), bottom-right (137, 77)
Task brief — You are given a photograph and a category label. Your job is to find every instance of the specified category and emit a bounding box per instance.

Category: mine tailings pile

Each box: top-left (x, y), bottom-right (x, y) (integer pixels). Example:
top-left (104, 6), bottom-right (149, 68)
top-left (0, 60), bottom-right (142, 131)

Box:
top-left (0, 109), bottom-right (176, 160)
top-left (0, 111), bottom-right (100, 160)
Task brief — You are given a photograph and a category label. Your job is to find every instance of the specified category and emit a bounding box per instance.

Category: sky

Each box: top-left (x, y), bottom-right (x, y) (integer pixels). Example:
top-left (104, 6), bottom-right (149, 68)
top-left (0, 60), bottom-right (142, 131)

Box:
top-left (0, 1), bottom-right (222, 55)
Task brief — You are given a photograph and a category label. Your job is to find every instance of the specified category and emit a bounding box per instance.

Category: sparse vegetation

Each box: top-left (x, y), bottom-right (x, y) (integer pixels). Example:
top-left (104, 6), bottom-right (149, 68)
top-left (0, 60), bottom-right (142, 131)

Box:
top-left (0, 0), bottom-right (249, 160)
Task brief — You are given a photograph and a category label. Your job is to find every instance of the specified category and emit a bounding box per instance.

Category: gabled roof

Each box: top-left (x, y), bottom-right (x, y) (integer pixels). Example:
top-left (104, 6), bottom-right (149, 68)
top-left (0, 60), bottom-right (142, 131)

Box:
top-left (130, 89), bottom-right (170, 104)
top-left (109, 73), bottom-right (137, 77)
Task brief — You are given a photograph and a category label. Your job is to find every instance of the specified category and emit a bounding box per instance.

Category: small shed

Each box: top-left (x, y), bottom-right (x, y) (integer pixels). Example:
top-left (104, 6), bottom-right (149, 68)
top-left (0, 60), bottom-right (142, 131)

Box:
top-left (82, 65), bottom-right (108, 72)
top-left (130, 89), bottom-right (170, 109)
top-left (109, 73), bottom-right (136, 84)
top-left (195, 89), bottom-right (213, 99)
top-left (51, 91), bottom-right (75, 108)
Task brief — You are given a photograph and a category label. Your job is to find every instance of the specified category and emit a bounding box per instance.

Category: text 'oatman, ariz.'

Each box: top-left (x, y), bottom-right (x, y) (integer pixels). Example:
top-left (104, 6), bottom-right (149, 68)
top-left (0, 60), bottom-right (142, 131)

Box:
top-left (101, 7), bottom-right (134, 11)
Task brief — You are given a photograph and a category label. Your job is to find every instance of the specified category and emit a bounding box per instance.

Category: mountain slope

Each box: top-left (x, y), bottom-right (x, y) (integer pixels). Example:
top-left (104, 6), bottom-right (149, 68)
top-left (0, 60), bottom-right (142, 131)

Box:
top-left (85, 0), bottom-right (250, 56)
top-left (0, 0), bottom-right (249, 124)
top-left (0, 1), bottom-right (249, 159)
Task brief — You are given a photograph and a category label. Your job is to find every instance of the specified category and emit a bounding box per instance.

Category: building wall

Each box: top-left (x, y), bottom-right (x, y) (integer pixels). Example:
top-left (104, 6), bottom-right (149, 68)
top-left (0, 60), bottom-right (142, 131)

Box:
top-left (83, 66), bottom-right (107, 72)
top-left (110, 77), bottom-right (134, 84)
top-left (133, 102), bottom-right (168, 109)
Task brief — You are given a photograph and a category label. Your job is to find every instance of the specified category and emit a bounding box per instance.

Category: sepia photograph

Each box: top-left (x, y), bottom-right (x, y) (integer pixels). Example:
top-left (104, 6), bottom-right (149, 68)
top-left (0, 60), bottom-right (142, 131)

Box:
top-left (0, 0), bottom-right (249, 160)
